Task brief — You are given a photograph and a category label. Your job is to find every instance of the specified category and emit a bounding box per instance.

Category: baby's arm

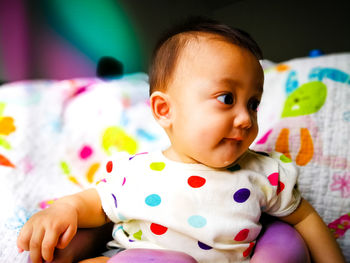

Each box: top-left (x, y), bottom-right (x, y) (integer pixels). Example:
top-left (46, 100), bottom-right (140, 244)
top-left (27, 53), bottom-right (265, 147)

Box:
top-left (280, 198), bottom-right (345, 263)
top-left (17, 188), bottom-right (109, 263)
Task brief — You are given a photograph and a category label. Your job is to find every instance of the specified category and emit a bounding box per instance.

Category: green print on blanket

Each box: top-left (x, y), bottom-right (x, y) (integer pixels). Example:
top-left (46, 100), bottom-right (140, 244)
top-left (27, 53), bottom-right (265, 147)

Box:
top-left (281, 81), bottom-right (327, 118)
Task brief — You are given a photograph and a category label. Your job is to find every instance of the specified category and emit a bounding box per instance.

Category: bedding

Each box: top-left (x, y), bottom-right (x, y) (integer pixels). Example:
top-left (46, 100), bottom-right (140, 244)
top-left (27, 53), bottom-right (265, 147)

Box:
top-left (0, 53), bottom-right (349, 262)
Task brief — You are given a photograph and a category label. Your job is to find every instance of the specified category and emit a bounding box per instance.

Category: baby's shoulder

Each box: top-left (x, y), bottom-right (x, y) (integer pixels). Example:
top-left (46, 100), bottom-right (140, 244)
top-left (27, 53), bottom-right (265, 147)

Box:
top-left (240, 150), bottom-right (298, 175)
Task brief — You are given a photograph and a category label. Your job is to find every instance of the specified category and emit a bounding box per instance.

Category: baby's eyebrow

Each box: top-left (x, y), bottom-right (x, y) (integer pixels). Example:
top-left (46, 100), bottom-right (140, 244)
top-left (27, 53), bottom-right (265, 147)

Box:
top-left (217, 78), bottom-right (263, 94)
top-left (216, 77), bottom-right (240, 88)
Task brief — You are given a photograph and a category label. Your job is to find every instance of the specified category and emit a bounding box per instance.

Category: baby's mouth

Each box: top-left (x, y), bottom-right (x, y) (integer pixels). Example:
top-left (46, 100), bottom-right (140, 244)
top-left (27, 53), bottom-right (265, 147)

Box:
top-left (224, 137), bottom-right (244, 142)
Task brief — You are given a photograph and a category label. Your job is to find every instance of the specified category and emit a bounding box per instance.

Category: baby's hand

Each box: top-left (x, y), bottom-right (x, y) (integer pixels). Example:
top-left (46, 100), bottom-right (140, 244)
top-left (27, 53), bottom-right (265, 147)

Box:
top-left (17, 202), bottom-right (78, 263)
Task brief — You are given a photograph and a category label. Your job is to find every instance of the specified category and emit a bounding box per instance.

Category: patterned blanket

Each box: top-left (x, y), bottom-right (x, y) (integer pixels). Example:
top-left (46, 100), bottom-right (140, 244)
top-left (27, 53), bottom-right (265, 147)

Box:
top-left (1, 53), bottom-right (349, 261)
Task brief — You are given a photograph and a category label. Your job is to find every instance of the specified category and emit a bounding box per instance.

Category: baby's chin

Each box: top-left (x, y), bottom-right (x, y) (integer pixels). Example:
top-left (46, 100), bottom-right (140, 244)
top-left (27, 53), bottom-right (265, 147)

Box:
top-left (201, 155), bottom-right (240, 169)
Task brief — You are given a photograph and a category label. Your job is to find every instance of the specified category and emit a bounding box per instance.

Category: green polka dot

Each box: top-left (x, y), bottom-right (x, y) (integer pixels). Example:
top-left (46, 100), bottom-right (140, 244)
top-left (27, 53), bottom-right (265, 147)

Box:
top-left (133, 230), bottom-right (142, 240)
top-left (150, 162), bottom-right (166, 171)
top-left (280, 155), bottom-right (292, 163)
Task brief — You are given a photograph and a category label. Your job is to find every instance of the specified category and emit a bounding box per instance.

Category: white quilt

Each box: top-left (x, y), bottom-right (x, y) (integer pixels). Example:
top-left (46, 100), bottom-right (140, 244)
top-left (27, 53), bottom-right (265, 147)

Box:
top-left (0, 53), bottom-right (349, 262)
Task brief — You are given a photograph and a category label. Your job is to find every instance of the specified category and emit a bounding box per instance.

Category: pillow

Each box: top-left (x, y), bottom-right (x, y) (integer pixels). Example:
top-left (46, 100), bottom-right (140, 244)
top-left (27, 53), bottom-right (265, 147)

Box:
top-left (252, 53), bottom-right (350, 258)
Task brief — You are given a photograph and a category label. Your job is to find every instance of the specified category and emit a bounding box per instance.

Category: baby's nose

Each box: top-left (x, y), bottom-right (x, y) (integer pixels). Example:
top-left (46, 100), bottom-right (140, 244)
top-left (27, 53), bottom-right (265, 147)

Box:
top-left (233, 109), bottom-right (252, 129)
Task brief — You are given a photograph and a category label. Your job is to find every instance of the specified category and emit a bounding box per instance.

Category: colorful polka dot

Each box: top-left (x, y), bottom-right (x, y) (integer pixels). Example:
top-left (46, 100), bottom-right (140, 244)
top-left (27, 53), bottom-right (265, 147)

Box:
top-left (106, 161), bottom-right (113, 173)
top-left (188, 215), bottom-right (207, 228)
top-left (150, 162), bottom-right (166, 171)
top-left (150, 223), bottom-right (168, 235)
top-left (145, 194), bottom-right (161, 207)
top-left (188, 176), bottom-right (206, 188)
top-left (277, 181), bottom-right (285, 195)
top-left (227, 164), bottom-right (241, 172)
top-left (198, 241), bottom-right (212, 250)
top-left (111, 193), bottom-right (117, 208)
top-left (243, 242), bottom-right (255, 257)
top-left (113, 226), bottom-right (123, 237)
top-left (129, 152), bottom-right (148, 160)
top-left (280, 154), bottom-right (292, 163)
top-left (233, 188), bottom-right (250, 203)
top-left (268, 173), bottom-right (279, 186)
top-left (122, 177), bottom-right (126, 186)
top-left (133, 230), bottom-right (142, 240)
top-left (118, 212), bottom-right (127, 221)
top-left (234, 229), bottom-right (249, 241)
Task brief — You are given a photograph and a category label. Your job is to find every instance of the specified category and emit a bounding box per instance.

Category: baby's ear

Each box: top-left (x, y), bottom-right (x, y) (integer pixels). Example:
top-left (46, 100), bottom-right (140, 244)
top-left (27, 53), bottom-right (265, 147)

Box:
top-left (150, 91), bottom-right (172, 128)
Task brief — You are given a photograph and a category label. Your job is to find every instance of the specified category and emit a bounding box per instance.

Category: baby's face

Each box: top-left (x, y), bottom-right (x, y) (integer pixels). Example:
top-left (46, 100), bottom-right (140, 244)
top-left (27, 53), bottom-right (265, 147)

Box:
top-left (163, 35), bottom-right (264, 168)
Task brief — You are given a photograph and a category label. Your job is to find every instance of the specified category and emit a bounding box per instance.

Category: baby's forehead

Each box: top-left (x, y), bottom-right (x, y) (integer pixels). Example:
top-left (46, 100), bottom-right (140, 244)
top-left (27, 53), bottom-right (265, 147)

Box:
top-left (180, 32), bottom-right (234, 51)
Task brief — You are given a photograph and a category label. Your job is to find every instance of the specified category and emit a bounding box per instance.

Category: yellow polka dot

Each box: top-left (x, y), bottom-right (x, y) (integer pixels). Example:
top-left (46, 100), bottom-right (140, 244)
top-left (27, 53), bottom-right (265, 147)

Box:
top-left (150, 162), bottom-right (166, 171)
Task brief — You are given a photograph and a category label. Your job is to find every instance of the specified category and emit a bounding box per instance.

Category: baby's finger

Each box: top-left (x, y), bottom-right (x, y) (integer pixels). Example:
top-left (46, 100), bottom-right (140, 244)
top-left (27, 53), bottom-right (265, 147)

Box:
top-left (56, 224), bottom-right (77, 249)
top-left (29, 227), bottom-right (45, 263)
top-left (17, 224), bottom-right (33, 252)
top-left (41, 230), bottom-right (60, 262)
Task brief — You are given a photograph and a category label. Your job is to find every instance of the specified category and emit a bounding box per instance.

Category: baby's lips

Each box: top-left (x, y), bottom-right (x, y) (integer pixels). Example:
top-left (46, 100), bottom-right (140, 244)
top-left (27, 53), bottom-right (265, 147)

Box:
top-left (225, 137), bottom-right (244, 142)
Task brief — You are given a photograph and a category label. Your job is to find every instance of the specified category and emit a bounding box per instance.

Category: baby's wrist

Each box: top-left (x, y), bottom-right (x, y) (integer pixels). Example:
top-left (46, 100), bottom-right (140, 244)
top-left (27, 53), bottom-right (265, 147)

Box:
top-left (52, 195), bottom-right (80, 216)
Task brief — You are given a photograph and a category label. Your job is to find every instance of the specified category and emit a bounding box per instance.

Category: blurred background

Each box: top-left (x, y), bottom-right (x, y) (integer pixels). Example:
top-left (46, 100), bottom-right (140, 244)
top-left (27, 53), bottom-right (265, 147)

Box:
top-left (0, 0), bottom-right (349, 82)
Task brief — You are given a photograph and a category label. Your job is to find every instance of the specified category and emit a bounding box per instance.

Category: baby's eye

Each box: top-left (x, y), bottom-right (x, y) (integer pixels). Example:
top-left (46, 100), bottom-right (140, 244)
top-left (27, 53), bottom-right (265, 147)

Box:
top-left (217, 93), bottom-right (234, 105)
top-left (248, 98), bottom-right (260, 112)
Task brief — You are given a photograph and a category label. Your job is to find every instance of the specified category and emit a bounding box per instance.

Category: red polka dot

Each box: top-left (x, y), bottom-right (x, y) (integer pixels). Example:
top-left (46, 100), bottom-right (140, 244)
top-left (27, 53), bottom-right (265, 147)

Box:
top-left (277, 181), bottom-right (285, 195)
top-left (188, 176), bottom-right (206, 188)
top-left (150, 223), bottom-right (168, 235)
top-left (268, 172), bottom-right (279, 186)
top-left (234, 229), bottom-right (250, 241)
top-left (243, 242), bottom-right (255, 257)
top-left (106, 161), bottom-right (113, 173)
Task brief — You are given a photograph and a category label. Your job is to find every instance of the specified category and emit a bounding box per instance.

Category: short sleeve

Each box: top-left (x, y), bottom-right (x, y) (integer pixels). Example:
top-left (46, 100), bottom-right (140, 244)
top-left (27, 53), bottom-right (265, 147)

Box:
top-left (263, 152), bottom-right (302, 217)
top-left (95, 156), bottom-right (128, 223)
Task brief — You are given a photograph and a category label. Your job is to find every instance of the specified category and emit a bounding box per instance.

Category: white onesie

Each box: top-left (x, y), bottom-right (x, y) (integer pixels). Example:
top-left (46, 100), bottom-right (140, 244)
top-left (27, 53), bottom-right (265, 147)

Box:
top-left (96, 150), bottom-right (301, 263)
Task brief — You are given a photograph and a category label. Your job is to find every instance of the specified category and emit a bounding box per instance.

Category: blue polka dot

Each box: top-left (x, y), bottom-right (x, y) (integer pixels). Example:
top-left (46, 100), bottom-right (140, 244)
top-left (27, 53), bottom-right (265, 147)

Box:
top-left (198, 241), bottom-right (212, 250)
top-left (118, 212), bottom-right (127, 221)
top-left (188, 215), bottom-right (207, 228)
top-left (233, 188), bottom-right (250, 203)
top-left (145, 194), bottom-right (161, 207)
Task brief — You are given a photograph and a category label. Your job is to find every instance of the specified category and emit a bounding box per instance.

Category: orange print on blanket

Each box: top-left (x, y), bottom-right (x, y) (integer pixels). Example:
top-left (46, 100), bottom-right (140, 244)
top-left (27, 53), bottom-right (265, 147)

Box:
top-left (86, 163), bottom-right (100, 183)
top-left (0, 116), bottom-right (16, 135)
top-left (0, 153), bottom-right (15, 168)
top-left (296, 128), bottom-right (314, 166)
top-left (275, 128), bottom-right (291, 160)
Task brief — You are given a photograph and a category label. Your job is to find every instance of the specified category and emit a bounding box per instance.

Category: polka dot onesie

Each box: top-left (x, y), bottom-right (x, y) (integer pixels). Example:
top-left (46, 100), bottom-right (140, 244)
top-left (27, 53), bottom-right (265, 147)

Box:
top-left (96, 150), bottom-right (301, 263)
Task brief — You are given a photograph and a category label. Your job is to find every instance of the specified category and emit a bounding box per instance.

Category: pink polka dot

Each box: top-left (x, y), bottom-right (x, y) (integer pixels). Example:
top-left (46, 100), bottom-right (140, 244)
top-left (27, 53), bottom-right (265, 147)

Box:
top-left (150, 223), bottom-right (168, 235)
top-left (268, 173), bottom-right (279, 186)
top-left (80, 145), bottom-right (93, 159)
top-left (106, 161), bottom-right (113, 173)
top-left (277, 181), bottom-right (285, 195)
top-left (188, 176), bottom-right (206, 188)
top-left (234, 229), bottom-right (249, 241)
top-left (122, 177), bottom-right (126, 186)
top-left (243, 242), bottom-right (255, 257)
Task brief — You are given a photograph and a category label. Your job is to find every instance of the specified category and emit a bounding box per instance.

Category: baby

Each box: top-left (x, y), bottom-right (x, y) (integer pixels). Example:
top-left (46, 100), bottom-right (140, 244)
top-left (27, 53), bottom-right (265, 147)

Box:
top-left (17, 17), bottom-right (345, 263)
